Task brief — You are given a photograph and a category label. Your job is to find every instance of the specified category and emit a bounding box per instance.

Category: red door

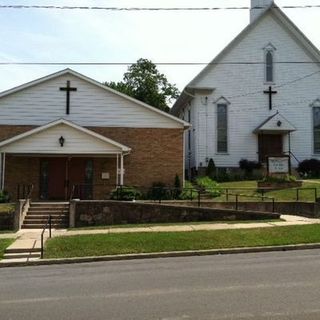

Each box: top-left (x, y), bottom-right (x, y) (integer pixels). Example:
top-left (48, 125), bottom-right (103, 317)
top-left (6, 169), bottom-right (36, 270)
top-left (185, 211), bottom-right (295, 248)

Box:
top-left (68, 158), bottom-right (93, 199)
top-left (40, 158), bottom-right (67, 200)
top-left (258, 134), bottom-right (283, 162)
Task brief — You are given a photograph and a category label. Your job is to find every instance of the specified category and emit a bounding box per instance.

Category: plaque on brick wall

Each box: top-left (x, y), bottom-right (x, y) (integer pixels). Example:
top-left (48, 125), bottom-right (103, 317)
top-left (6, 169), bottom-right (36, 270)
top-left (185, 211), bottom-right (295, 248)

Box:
top-left (267, 156), bottom-right (290, 174)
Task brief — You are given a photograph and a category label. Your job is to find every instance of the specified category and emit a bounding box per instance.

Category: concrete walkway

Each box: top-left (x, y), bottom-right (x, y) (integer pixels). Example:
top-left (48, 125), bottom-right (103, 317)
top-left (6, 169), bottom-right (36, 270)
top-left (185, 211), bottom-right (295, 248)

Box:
top-left (1, 215), bottom-right (320, 264)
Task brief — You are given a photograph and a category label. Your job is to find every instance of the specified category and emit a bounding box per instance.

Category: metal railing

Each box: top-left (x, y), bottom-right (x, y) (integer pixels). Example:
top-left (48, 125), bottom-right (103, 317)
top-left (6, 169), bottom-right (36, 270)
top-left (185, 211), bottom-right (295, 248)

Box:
top-left (40, 215), bottom-right (52, 259)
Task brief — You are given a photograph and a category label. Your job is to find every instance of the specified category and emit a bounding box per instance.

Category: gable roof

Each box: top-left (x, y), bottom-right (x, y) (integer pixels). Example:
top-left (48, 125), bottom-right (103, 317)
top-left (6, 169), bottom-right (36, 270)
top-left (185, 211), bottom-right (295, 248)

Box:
top-left (253, 112), bottom-right (296, 133)
top-left (0, 118), bottom-right (131, 153)
top-left (0, 68), bottom-right (190, 129)
top-left (171, 2), bottom-right (320, 115)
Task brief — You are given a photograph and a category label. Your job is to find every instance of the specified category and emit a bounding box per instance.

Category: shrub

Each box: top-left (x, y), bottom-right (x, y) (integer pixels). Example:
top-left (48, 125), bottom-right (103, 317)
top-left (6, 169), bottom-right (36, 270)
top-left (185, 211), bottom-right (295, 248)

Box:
top-left (180, 180), bottom-right (198, 200)
top-left (239, 159), bottom-right (262, 175)
top-left (298, 159), bottom-right (320, 178)
top-left (206, 158), bottom-right (216, 179)
top-left (110, 186), bottom-right (142, 201)
top-left (147, 182), bottom-right (171, 201)
top-left (0, 190), bottom-right (9, 203)
top-left (173, 174), bottom-right (182, 199)
top-left (195, 176), bottom-right (221, 198)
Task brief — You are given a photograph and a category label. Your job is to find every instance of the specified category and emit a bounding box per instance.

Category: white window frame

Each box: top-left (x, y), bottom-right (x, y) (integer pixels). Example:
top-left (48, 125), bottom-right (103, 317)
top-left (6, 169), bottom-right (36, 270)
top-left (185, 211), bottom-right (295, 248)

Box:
top-left (215, 97), bottom-right (230, 154)
top-left (263, 43), bottom-right (276, 84)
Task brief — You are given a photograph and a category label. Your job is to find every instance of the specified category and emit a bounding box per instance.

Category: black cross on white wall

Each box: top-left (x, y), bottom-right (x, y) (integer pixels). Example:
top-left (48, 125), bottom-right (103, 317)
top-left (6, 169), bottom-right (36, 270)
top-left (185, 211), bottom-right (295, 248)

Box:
top-left (263, 86), bottom-right (277, 110)
top-left (60, 80), bottom-right (77, 114)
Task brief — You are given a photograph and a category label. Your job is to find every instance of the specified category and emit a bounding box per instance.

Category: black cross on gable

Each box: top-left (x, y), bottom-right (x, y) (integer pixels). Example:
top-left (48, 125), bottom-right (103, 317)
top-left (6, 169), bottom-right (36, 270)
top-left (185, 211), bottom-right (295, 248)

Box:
top-left (60, 80), bottom-right (77, 115)
top-left (264, 86), bottom-right (277, 110)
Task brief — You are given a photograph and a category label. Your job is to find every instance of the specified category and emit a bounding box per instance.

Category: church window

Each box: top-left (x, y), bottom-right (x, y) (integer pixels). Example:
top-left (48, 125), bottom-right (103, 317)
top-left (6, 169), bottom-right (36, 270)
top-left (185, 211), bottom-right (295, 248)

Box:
top-left (266, 50), bottom-right (273, 82)
top-left (217, 104), bottom-right (228, 153)
top-left (313, 107), bottom-right (320, 153)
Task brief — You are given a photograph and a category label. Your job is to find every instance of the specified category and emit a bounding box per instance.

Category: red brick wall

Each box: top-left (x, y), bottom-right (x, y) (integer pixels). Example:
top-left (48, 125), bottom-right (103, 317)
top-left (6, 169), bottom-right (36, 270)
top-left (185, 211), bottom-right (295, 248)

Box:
top-left (0, 125), bottom-right (184, 200)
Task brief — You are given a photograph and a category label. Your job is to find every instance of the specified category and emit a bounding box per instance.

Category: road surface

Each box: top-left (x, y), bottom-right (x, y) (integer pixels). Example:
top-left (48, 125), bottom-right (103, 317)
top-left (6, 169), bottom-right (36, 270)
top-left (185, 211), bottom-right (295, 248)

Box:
top-left (1, 250), bottom-right (320, 319)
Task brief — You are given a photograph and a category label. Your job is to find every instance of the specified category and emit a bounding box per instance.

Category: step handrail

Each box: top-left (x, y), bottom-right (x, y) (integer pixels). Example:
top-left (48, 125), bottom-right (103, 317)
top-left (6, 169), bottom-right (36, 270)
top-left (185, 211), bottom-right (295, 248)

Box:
top-left (40, 215), bottom-right (52, 259)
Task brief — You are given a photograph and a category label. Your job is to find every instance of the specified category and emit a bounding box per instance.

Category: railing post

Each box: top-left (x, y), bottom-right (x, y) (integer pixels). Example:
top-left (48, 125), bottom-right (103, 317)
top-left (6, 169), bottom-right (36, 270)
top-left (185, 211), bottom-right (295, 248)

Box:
top-left (235, 194), bottom-right (238, 211)
top-left (198, 190), bottom-right (201, 207)
top-left (41, 233), bottom-right (44, 259)
top-left (190, 189), bottom-right (193, 201)
top-left (315, 188), bottom-right (318, 202)
top-left (49, 215), bottom-right (52, 238)
top-left (272, 198), bottom-right (275, 213)
top-left (296, 189), bottom-right (299, 202)
top-left (226, 188), bottom-right (229, 202)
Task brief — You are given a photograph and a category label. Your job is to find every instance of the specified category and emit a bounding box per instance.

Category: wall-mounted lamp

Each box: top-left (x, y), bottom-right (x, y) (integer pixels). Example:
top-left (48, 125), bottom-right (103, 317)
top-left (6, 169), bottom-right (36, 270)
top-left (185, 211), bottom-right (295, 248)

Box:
top-left (59, 136), bottom-right (65, 147)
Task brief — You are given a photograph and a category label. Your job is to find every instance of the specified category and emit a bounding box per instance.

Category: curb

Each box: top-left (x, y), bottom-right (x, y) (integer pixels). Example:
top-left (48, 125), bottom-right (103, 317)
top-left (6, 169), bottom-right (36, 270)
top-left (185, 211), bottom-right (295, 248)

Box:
top-left (2, 242), bottom-right (320, 268)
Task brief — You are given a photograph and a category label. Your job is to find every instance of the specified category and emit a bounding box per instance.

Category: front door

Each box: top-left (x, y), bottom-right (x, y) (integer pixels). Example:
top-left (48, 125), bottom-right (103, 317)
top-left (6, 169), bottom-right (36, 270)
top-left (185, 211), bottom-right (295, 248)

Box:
top-left (40, 157), bottom-right (93, 200)
top-left (258, 134), bottom-right (283, 162)
top-left (40, 158), bottom-right (67, 200)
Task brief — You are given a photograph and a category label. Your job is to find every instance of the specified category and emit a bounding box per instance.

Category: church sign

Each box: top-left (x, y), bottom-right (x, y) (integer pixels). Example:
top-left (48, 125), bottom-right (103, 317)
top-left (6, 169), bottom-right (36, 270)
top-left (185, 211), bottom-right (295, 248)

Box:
top-left (267, 156), bottom-right (290, 174)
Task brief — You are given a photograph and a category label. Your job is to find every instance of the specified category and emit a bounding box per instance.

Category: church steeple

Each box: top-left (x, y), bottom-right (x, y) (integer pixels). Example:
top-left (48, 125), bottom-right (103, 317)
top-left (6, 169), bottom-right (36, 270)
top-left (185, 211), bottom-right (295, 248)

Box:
top-left (250, 0), bottom-right (274, 22)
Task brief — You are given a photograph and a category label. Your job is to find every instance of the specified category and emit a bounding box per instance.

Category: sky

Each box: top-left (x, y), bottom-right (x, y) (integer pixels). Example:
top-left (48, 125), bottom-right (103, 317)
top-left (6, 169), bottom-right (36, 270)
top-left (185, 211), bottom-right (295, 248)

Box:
top-left (0, 0), bottom-right (320, 93)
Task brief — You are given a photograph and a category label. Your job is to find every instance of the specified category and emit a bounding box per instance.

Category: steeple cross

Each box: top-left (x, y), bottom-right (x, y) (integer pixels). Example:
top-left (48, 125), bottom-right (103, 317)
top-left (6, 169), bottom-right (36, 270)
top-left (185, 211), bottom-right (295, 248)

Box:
top-left (264, 86), bottom-right (277, 110)
top-left (60, 80), bottom-right (77, 115)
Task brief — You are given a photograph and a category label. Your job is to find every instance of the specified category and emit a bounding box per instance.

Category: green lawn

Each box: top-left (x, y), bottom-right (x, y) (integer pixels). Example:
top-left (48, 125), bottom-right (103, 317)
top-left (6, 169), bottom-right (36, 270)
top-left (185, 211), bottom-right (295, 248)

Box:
top-left (45, 224), bottom-right (320, 259)
top-left (0, 239), bottom-right (14, 260)
top-left (213, 180), bottom-right (320, 202)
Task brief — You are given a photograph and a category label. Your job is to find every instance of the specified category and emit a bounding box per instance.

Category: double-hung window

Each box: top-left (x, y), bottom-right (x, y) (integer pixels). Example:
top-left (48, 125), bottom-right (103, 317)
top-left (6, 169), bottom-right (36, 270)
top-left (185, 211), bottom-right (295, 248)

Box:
top-left (217, 104), bottom-right (228, 153)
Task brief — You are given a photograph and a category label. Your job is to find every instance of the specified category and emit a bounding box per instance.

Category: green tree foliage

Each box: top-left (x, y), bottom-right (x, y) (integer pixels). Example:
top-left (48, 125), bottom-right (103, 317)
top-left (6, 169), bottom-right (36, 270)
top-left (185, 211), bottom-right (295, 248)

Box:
top-left (104, 58), bottom-right (180, 112)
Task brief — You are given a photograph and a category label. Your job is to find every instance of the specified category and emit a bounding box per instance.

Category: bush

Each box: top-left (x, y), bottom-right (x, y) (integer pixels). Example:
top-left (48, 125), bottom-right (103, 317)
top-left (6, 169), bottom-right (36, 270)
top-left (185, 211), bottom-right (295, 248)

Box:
top-left (206, 159), bottom-right (216, 179)
top-left (298, 159), bottom-right (320, 178)
top-left (0, 190), bottom-right (9, 203)
top-left (173, 174), bottom-right (182, 199)
top-left (180, 180), bottom-right (198, 200)
top-left (239, 159), bottom-right (262, 175)
top-left (110, 186), bottom-right (142, 201)
top-left (147, 182), bottom-right (171, 201)
top-left (195, 176), bottom-right (221, 198)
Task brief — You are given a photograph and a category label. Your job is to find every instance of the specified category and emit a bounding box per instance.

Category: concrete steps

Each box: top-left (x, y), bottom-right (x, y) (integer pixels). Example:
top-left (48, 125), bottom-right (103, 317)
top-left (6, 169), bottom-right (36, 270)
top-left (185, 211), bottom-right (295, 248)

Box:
top-left (21, 202), bottom-right (70, 229)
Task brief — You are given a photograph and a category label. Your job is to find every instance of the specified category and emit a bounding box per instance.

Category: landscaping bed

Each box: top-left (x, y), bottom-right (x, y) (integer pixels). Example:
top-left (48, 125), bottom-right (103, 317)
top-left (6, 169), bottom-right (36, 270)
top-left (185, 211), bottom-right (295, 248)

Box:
top-left (0, 203), bottom-right (15, 231)
top-left (45, 224), bottom-right (320, 259)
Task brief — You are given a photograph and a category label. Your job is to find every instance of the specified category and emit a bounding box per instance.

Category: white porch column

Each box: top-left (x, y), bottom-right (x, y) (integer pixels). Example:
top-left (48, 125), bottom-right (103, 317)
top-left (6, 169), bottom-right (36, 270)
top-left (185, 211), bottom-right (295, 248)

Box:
top-left (120, 153), bottom-right (124, 186)
top-left (116, 154), bottom-right (119, 186)
top-left (1, 153), bottom-right (5, 190)
top-left (0, 153), bottom-right (2, 190)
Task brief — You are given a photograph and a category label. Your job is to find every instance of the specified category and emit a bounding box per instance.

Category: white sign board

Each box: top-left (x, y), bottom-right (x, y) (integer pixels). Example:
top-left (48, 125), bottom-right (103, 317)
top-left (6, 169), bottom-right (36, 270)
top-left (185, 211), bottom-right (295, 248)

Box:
top-left (268, 157), bottom-right (289, 174)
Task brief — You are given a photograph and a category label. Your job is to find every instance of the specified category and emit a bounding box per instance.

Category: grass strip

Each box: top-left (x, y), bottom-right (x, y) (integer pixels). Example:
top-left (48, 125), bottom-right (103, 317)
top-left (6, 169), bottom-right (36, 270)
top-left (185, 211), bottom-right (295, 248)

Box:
top-left (0, 239), bottom-right (14, 260)
top-left (46, 224), bottom-right (320, 259)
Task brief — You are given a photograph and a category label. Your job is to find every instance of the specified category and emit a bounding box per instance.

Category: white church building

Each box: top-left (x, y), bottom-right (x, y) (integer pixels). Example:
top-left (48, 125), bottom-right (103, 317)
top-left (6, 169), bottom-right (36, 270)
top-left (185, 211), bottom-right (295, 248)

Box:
top-left (172, 0), bottom-right (320, 177)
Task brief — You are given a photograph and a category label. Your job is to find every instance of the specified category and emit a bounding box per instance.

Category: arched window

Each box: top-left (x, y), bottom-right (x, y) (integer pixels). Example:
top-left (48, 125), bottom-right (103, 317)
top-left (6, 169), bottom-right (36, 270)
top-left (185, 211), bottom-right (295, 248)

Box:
top-left (266, 50), bottom-right (273, 82)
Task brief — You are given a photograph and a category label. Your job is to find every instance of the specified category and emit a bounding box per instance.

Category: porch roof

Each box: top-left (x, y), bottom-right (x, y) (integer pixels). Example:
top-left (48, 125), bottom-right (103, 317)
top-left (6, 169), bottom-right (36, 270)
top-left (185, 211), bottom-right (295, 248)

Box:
top-left (0, 119), bottom-right (131, 154)
top-left (253, 112), bottom-right (296, 134)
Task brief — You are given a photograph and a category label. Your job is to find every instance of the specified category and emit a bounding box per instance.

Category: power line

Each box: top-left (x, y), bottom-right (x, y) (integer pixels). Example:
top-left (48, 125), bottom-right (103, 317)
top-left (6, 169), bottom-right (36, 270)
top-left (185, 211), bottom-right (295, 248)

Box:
top-left (0, 61), bottom-right (320, 66)
top-left (1, 5), bottom-right (320, 11)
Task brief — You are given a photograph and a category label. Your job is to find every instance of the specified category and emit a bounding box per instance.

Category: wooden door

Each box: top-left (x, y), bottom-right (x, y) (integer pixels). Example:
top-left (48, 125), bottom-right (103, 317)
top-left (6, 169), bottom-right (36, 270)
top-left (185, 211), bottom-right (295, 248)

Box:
top-left (40, 158), bottom-right (67, 200)
top-left (68, 158), bottom-right (93, 199)
top-left (258, 134), bottom-right (283, 162)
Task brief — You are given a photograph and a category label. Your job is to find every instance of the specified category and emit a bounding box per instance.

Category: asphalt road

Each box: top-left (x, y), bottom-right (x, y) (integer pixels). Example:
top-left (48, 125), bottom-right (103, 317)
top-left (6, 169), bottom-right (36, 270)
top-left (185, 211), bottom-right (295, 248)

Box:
top-left (1, 250), bottom-right (320, 320)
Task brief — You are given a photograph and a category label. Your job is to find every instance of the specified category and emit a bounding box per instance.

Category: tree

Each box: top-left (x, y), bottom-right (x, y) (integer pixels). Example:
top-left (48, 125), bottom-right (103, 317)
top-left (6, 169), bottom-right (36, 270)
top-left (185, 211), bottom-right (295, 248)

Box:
top-left (104, 58), bottom-right (179, 112)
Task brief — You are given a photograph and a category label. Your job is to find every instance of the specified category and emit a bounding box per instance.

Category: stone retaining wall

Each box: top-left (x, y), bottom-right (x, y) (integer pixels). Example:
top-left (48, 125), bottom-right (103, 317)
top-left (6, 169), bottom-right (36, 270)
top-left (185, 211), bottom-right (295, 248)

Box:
top-left (70, 200), bottom-right (280, 228)
top-left (160, 201), bottom-right (320, 218)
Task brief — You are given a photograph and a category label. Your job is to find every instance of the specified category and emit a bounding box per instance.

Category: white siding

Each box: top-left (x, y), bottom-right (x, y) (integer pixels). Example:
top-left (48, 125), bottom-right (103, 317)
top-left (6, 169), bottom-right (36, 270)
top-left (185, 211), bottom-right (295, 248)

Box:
top-left (1, 123), bottom-right (122, 154)
top-left (186, 13), bottom-right (320, 168)
top-left (0, 74), bottom-right (183, 129)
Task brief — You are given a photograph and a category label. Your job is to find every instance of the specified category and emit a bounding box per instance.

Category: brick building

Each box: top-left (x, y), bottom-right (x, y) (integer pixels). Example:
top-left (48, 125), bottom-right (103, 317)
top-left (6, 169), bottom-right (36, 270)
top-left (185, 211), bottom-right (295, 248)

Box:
top-left (0, 69), bottom-right (189, 200)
